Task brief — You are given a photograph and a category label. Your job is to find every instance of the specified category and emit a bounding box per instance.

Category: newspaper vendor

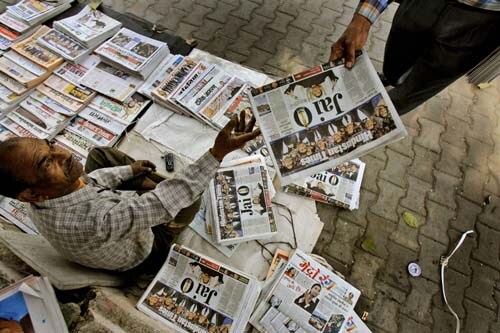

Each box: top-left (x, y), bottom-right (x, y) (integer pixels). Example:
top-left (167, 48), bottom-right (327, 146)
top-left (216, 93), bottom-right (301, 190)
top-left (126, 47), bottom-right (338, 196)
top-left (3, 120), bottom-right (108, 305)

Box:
top-left (0, 115), bottom-right (259, 274)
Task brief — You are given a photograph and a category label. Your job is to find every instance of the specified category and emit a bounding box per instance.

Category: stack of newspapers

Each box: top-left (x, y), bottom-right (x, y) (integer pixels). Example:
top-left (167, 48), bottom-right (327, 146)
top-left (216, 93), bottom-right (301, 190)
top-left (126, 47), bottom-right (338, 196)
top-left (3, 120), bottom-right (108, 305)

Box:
top-left (37, 6), bottom-right (122, 63)
top-left (95, 27), bottom-right (169, 79)
top-left (467, 46), bottom-right (500, 86)
top-left (137, 244), bottom-right (261, 333)
top-left (285, 159), bottom-right (366, 210)
top-left (0, 0), bottom-right (72, 50)
top-left (208, 155), bottom-right (278, 245)
top-left (150, 56), bottom-right (251, 130)
top-left (250, 249), bottom-right (363, 333)
top-left (0, 275), bottom-right (68, 333)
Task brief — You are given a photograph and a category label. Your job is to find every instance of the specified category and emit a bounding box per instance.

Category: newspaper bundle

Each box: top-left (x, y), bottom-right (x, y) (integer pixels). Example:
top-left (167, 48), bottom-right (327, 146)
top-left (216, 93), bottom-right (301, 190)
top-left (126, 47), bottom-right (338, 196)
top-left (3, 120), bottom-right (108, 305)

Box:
top-left (209, 155), bottom-right (277, 245)
top-left (37, 28), bottom-right (90, 62)
top-left (6, 0), bottom-right (72, 26)
top-left (250, 52), bottom-right (407, 185)
top-left (53, 5), bottom-right (122, 48)
top-left (0, 196), bottom-right (38, 234)
top-left (95, 27), bottom-right (170, 78)
top-left (137, 244), bottom-right (261, 333)
top-left (285, 159), bottom-right (365, 210)
top-left (54, 54), bottom-right (101, 87)
top-left (0, 275), bottom-right (68, 333)
top-left (139, 53), bottom-right (184, 98)
top-left (251, 249), bottom-right (361, 333)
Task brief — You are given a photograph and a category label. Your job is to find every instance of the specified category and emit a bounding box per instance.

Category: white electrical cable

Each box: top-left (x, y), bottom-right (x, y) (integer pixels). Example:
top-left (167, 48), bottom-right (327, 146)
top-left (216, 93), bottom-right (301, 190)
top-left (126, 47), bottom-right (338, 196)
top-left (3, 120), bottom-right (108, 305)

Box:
top-left (440, 230), bottom-right (474, 333)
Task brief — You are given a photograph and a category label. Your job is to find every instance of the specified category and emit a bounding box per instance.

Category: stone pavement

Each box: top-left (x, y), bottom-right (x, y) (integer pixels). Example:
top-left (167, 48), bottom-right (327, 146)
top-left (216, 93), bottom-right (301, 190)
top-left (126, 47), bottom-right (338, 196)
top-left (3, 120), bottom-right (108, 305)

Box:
top-left (100, 0), bottom-right (500, 332)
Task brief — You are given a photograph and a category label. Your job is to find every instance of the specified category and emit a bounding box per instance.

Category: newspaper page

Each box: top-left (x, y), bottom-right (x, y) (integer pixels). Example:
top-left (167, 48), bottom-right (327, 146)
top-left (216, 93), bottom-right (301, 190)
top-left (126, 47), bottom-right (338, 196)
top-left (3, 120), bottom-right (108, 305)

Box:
top-left (139, 53), bottom-right (184, 97)
top-left (0, 124), bottom-right (18, 141)
top-left (7, 111), bottom-right (50, 139)
top-left (252, 249), bottom-right (360, 333)
top-left (6, 0), bottom-right (56, 21)
top-left (30, 88), bottom-right (76, 116)
top-left (79, 61), bottom-right (142, 102)
top-left (152, 57), bottom-right (198, 102)
top-left (44, 75), bottom-right (95, 104)
top-left (37, 28), bottom-right (89, 62)
top-left (95, 27), bottom-right (166, 71)
top-left (199, 79), bottom-right (246, 127)
top-left (266, 249), bottom-right (290, 280)
top-left (0, 56), bottom-right (39, 85)
top-left (189, 192), bottom-right (240, 258)
top-left (251, 52), bottom-right (406, 185)
top-left (67, 116), bottom-right (117, 146)
top-left (286, 159), bottom-right (365, 210)
top-left (0, 117), bottom-right (37, 138)
top-left (341, 312), bottom-right (372, 333)
top-left (54, 55), bottom-right (100, 86)
top-left (3, 50), bottom-right (47, 76)
top-left (0, 197), bottom-right (38, 234)
top-left (90, 93), bottom-right (150, 124)
top-left (0, 12), bottom-right (32, 33)
top-left (209, 156), bottom-right (277, 245)
top-left (137, 244), bottom-right (260, 333)
top-left (53, 138), bottom-right (86, 165)
top-left (55, 130), bottom-right (94, 157)
top-left (78, 106), bottom-right (128, 134)
top-left (0, 72), bottom-right (29, 95)
top-left (36, 84), bottom-right (84, 113)
top-left (168, 62), bottom-right (213, 105)
top-left (53, 6), bottom-right (122, 44)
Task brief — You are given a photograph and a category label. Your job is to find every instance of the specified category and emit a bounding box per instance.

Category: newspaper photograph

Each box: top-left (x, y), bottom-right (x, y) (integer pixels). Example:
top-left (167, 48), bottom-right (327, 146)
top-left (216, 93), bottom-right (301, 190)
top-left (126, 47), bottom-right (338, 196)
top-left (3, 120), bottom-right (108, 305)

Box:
top-left (0, 117), bottom-right (36, 138)
top-left (90, 93), bottom-right (150, 124)
top-left (36, 84), bottom-right (84, 112)
top-left (250, 52), bottom-right (406, 185)
top-left (0, 125), bottom-right (18, 141)
top-left (209, 157), bottom-right (277, 244)
top-left (30, 89), bottom-right (75, 116)
top-left (252, 249), bottom-right (360, 333)
top-left (95, 27), bottom-right (166, 71)
top-left (139, 54), bottom-right (184, 97)
top-left (137, 244), bottom-right (260, 333)
top-left (54, 55), bottom-right (100, 86)
top-left (0, 35), bottom-right (12, 50)
top-left (286, 159), bottom-right (365, 210)
top-left (12, 26), bottom-right (63, 70)
top-left (7, 110), bottom-right (49, 139)
top-left (67, 116), bottom-right (117, 146)
top-left (79, 106), bottom-right (128, 134)
top-left (79, 61), bottom-right (142, 102)
top-left (37, 28), bottom-right (89, 62)
top-left (13, 106), bottom-right (59, 134)
top-left (54, 6), bottom-right (122, 44)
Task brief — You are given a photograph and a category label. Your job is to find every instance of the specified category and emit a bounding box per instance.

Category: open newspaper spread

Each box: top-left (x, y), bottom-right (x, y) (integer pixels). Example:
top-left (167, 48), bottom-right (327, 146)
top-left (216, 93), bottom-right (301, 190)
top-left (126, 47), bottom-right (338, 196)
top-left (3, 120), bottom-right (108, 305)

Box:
top-left (209, 156), bottom-right (277, 245)
top-left (285, 159), bottom-right (365, 210)
top-left (137, 244), bottom-right (261, 333)
top-left (251, 249), bottom-right (360, 333)
top-left (250, 52), bottom-right (406, 185)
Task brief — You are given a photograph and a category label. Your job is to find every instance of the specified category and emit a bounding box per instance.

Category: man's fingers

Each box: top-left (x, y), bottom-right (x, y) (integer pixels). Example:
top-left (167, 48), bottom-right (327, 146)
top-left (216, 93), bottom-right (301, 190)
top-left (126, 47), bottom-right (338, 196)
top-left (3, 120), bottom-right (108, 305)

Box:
top-left (345, 40), bottom-right (356, 69)
top-left (233, 129), bottom-right (261, 146)
top-left (222, 116), bottom-right (237, 134)
top-left (329, 40), bottom-right (344, 62)
top-left (245, 116), bottom-right (257, 132)
top-left (237, 112), bottom-right (246, 132)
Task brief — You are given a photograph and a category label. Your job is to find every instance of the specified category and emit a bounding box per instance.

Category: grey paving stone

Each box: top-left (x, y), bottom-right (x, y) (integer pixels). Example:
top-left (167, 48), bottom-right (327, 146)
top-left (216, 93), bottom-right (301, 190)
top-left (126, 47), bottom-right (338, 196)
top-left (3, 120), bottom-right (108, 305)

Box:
top-left (219, 15), bottom-right (248, 39)
top-left (445, 91), bottom-right (472, 123)
top-left (204, 33), bottom-right (234, 57)
top-left (243, 47), bottom-right (274, 71)
top-left (401, 278), bottom-right (440, 325)
top-left (490, 290), bottom-right (500, 333)
top-left (227, 30), bottom-right (259, 56)
top-left (408, 145), bottom-right (439, 184)
top-left (400, 175), bottom-right (431, 216)
top-left (359, 154), bottom-right (385, 193)
top-left (368, 295), bottom-right (399, 332)
top-left (254, 0), bottom-right (279, 18)
top-left (467, 111), bottom-right (495, 145)
top-left (158, 7), bottom-right (186, 31)
top-left (338, 189), bottom-right (377, 229)
top-left (418, 235), bottom-right (448, 283)
top-left (478, 194), bottom-right (500, 231)
top-left (441, 114), bottom-right (470, 150)
top-left (429, 170), bottom-right (460, 209)
top-left (418, 91), bottom-right (450, 125)
top-left (465, 260), bottom-right (499, 310)
top-left (369, 180), bottom-right (405, 223)
top-left (253, 28), bottom-right (284, 54)
top-left (194, 0), bottom-right (217, 8)
top-left (415, 118), bottom-right (445, 153)
top-left (447, 229), bottom-right (476, 276)
top-left (431, 307), bottom-right (458, 333)
top-left (435, 141), bottom-right (466, 178)
top-left (399, 315), bottom-right (431, 333)
top-left (389, 207), bottom-right (423, 252)
top-left (314, 8), bottom-right (342, 30)
top-left (230, 0), bottom-right (259, 20)
top-left (240, 13), bottom-right (273, 37)
top-left (459, 166), bottom-right (486, 205)
top-left (304, 24), bottom-right (332, 48)
top-left (266, 45), bottom-right (297, 69)
top-left (276, 0), bottom-right (305, 17)
top-left (175, 22), bottom-right (199, 40)
top-left (463, 136), bottom-right (494, 174)
top-left (192, 19), bottom-right (223, 41)
top-left (324, 218), bottom-right (364, 265)
top-left (432, 268), bottom-right (470, 318)
top-left (472, 223), bottom-right (500, 271)
top-left (377, 241), bottom-right (418, 291)
top-left (374, 280), bottom-right (407, 304)
top-left (268, 12), bottom-right (295, 34)
top-left (463, 299), bottom-right (496, 333)
top-left (379, 149), bottom-right (411, 188)
top-left (181, 4), bottom-right (213, 27)
top-left (361, 212), bottom-right (398, 259)
top-left (289, 8), bottom-right (317, 32)
top-left (387, 126), bottom-right (417, 158)
top-left (323, 0), bottom-right (345, 12)
top-left (350, 249), bottom-right (384, 299)
top-left (206, 2), bottom-right (237, 23)
top-left (485, 172), bottom-right (500, 198)
top-left (421, 200), bottom-right (455, 246)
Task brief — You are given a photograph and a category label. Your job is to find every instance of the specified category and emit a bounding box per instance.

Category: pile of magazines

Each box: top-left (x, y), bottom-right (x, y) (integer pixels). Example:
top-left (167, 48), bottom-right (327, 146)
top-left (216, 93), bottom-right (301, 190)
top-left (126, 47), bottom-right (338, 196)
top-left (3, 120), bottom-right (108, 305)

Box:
top-left (250, 249), bottom-right (366, 333)
top-left (0, 275), bottom-right (68, 333)
top-left (150, 56), bottom-right (254, 131)
top-left (0, 0), bottom-right (72, 50)
top-left (137, 244), bottom-right (261, 333)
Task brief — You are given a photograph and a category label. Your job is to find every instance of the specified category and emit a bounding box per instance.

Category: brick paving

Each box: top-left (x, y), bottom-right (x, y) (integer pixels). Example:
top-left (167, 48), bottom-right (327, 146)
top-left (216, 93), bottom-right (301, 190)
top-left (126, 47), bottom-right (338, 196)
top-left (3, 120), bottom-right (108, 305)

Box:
top-left (99, 0), bottom-right (500, 331)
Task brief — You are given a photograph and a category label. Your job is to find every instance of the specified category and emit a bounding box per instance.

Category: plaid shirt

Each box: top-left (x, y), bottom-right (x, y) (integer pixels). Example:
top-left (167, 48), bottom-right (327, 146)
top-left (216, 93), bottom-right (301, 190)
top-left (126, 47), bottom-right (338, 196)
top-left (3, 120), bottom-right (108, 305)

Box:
top-left (28, 151), bottom-right (220, 271)
top-left (357, 0), bottom-right (500, 23)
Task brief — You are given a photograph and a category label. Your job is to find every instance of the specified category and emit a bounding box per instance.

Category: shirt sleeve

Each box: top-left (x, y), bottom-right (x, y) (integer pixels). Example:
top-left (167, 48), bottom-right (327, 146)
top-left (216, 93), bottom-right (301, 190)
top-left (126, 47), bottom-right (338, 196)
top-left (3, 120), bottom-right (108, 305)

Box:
top-left (356, 0), bottom-right (389, 24)
top-left (93, 151), bottom-right (220, 241)
top-left (87, 165), bottom-right (134, 189)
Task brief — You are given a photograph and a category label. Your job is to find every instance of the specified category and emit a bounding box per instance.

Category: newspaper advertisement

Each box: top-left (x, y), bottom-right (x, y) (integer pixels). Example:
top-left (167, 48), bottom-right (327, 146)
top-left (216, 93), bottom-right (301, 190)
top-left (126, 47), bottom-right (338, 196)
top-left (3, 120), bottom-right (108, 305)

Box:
top-left (137, 244), bottom-right (260, 333)
top-left (54, 55), bottom-right (100, 86)
top-left (37, 28), bottom-right (89, 62)
top-left (79, 61), bottom-right (142, 102)
top-left (286, 159), bottom-right (365, 210)
top-left (95, 27), bottom-right (166, 71)
top-left (252, 249), bottom-right (360, 333)
top-left (209, 157), bottom-right (277, 244)
top-left (250, 52), bottom-right (406, 185)
top-left (0, 197), bottom-right (38, 234)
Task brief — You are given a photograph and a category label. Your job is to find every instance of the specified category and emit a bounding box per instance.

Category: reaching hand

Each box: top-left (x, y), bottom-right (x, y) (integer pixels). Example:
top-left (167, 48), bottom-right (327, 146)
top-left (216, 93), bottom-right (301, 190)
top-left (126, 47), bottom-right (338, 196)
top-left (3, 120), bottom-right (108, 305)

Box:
top-left (131, 160), bottom-right (156, 176)
top-left (210, 112), bottom-right (261, 161)
top-left (329, 13), bottom-right (372, 69)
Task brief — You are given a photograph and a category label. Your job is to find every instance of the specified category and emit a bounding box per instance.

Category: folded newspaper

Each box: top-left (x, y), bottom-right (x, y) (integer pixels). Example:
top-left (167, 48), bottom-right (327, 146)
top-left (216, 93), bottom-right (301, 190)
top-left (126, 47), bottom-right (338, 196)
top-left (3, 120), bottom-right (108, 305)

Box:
top-left (209, 155), bottom-right (277, 245)
top-left (0, 275), bottom-right (68, 333)
top-left (251, 249), bottom-right (361, 333)
top-left (250, 52), bottom-right (406, 185)
top-left (285, 159), bottom-right (365, 210)
top-left (137, 244), bottom-right (261, 333)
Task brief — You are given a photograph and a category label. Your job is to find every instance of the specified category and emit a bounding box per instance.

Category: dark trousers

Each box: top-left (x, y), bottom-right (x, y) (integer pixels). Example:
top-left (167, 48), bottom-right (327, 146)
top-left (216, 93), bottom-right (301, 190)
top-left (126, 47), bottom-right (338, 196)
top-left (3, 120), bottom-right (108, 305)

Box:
top-left (384, 0), bottom-right (500, 114)
top-left (85, 147), bottom-right (201, 274)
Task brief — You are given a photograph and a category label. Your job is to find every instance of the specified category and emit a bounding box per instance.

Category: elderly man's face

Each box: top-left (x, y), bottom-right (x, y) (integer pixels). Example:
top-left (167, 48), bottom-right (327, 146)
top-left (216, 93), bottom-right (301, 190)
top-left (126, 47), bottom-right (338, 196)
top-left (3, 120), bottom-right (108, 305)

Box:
top-left (2, 138), bottom-right (83, 203)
